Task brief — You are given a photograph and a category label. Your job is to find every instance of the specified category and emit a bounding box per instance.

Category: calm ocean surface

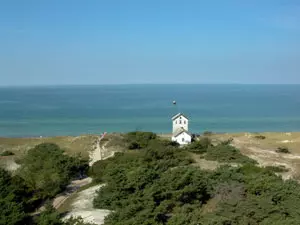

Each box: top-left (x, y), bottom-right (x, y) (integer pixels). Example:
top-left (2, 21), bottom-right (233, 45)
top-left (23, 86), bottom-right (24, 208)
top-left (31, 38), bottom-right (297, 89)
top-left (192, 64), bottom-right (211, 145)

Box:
top-left (0, 84), bottom-right (300, 137)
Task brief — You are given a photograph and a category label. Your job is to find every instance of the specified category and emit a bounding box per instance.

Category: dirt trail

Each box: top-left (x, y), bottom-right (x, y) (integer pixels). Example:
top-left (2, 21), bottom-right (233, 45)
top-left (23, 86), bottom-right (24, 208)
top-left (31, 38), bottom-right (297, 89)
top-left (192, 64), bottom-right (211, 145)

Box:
top-left (89, 135), bottom-right (104, 166)
top-left (63, 184), bottom-right (111, 225)
top-left (52, 177), bottom-right (93, 209)
top-left (89, 135), bottom-right (116, 166)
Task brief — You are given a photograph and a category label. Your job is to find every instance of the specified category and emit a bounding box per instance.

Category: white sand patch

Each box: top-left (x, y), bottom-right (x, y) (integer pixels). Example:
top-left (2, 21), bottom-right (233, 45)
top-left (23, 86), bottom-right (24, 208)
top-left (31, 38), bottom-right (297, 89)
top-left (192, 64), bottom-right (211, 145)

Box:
top-left (0, 157), bottom-right (20, 171)
top-left (63, 184), bottom-right (111, 225)
top-left (53, 177), bottom-right (93, 209)
top-left (279, 140), bottom-right (294, 143)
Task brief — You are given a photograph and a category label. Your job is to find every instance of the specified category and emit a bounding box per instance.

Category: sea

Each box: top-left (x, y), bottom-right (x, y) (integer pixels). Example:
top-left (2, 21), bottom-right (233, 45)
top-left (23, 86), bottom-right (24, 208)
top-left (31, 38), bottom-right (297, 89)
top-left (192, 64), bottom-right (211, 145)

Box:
top-left (0, 84), bottom-right (300, 137)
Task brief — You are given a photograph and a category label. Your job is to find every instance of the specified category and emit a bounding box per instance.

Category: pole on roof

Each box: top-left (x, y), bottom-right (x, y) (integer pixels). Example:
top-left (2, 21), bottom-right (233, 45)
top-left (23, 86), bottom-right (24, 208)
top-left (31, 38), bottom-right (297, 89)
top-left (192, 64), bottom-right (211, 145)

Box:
top-left (172, 100), bottom-right (179, 114)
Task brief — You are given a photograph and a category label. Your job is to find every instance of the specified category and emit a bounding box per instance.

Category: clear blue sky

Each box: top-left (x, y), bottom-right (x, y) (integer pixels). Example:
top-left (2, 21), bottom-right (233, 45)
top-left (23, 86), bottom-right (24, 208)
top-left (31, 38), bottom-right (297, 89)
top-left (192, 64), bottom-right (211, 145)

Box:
top-left (1, 0), bottom-right (300, 85)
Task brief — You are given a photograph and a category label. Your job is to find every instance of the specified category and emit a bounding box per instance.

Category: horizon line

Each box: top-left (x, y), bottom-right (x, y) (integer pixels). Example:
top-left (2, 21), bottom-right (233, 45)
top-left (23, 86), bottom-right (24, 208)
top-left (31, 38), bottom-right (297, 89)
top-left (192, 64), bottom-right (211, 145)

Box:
top-left (0, 83), bottom-right (299, 88)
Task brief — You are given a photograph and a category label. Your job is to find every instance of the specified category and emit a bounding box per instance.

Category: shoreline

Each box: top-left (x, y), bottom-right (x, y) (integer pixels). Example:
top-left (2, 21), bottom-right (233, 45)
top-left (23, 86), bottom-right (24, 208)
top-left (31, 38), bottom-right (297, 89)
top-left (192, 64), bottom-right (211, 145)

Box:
top-left (1, 131), bottom-right (300, 139)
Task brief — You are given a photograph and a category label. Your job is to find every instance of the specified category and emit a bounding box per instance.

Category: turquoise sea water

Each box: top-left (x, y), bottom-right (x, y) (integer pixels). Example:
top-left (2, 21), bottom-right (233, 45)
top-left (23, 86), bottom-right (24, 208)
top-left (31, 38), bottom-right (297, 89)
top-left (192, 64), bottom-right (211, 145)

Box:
top-left (0, 84), bottom-right (300, 137)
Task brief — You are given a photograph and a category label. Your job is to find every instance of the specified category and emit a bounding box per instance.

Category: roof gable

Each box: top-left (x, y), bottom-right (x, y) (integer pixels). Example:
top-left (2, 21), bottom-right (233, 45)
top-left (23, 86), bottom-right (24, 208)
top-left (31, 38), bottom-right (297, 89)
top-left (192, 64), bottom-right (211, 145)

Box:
top-left (173, 127), bottom-right (191, 137)
top-left (172, 113), bottom-right (188, 121)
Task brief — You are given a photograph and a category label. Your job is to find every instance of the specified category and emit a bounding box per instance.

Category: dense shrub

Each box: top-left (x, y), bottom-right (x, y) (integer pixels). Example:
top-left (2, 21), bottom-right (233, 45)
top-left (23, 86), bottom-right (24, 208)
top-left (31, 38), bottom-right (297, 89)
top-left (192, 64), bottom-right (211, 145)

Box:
top-left (276, 147), bottom-right (290, 154)
top-left (18, 143), bottom-right (89, 199)
top-left (205, 143), bottom-right (257, 164)
top-left (203, 131), bottom-right (213, 136)
top-left (0, 168), bottom-right (30, 225)
top-left (125, 131), bottom-right (157, 149)
top-left (1, 143), bottom-right (92, 224)
top-left (254, 135), bottom-right (266, 140)
top-left (265, 165), bottom-right (289, 173)
top-left (0, 150), bottom-right (14, 156)
top-left (92, 145), bottom-right (300, 225)
top-left (220, 138), bottom-right (233, 145)
top-left (185, 137), bottom-right (212, 153)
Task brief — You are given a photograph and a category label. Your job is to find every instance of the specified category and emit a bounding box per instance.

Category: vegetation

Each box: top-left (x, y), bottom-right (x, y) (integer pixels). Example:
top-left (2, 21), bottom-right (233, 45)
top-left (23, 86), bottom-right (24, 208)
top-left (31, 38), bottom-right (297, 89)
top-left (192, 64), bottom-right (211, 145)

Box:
top-left (184, 137), bottom-right (212, 153)
top-left (17, 143), bottom-right (89, 199)
top-left (254, 135), bottom-right (266, 140)
top-left (0, 135), bottom-right (96, 158)
top-left (203, 131), bottom-right (213, 136)
top-left (90, 132), bottom-right (300, 225)
top-left (265, 165), bottom-right (289, 173)
top-left (0, 143), bottom-right (90, 225)
top-left (35, 204), bottom-right (95, 225)
top-left (0, 150), bottom-right (14, 156)
top-left (0, 168), bottom-right (28, 225)
top-left (276, 146), bottom-right (290, 154)
top-left (125, 131), bottom-right (157, 149)
top-left (3, 131), bottom-right (300, 225)
top-left (205, 142), bottom-right (257, 164)
top-left (186, 137), bottom-right (256, 164)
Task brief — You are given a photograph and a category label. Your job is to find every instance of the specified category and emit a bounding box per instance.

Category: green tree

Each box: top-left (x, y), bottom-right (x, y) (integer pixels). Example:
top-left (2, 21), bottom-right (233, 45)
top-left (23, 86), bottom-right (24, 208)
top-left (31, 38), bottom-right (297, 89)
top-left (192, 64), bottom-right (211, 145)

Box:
top-left (0, 168), bottom-right (27, 225)
top-left (18, 143), bottom-right (88, 199)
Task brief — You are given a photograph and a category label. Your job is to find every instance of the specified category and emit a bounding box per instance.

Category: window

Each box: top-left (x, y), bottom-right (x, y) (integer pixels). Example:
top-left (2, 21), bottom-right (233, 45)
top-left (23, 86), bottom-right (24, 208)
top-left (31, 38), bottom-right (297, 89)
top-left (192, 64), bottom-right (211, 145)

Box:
top-left (182, 138), bottom-right (185, 142)
top-left (175, 121), bottom-right (177, 124)
top-left (179, 120), bottom-right (182, 124)
top-left (184, 121), bottom-right (186, 124)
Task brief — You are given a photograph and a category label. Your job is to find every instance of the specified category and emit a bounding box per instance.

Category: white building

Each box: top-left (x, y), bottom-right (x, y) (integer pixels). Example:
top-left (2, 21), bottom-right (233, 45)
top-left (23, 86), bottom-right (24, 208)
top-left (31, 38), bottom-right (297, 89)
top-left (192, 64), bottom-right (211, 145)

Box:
top-left (171, 113), bottom-right (192, 145)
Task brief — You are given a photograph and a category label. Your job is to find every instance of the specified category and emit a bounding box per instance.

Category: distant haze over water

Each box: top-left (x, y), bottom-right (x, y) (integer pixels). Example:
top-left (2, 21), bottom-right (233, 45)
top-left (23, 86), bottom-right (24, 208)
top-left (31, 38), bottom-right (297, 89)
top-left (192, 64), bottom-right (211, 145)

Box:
top-left (0, 84), bottom-right (300, 137)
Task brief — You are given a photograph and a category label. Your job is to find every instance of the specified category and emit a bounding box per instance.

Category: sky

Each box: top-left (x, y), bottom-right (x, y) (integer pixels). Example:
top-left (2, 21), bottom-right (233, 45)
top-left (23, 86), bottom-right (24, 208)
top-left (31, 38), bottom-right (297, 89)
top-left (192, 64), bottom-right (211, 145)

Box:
top-left (0, 0), bottom-right (300, 86)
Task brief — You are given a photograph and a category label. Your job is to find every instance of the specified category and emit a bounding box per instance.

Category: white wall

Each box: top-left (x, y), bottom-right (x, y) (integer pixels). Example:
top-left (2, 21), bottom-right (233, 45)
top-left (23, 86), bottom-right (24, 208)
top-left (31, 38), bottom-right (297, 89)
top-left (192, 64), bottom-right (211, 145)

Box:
top-left (172, 132), bottom-right (191, 145)
top-left (172, 116), bottom-right (188, 133)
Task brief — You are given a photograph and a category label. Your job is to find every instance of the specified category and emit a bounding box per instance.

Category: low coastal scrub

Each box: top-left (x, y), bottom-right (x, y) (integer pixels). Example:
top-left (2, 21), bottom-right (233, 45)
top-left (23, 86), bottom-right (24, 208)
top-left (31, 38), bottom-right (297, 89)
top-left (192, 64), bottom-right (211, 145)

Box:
top-left (265, 165), bottom-right (289, 173)
top-left (203, 131), bottom-right (213, 136)
top-left (91, 133), bottom-right (300, 224)
top-left (125, 131), bottom-right (157, 149)
top-left (276, 146), bottom-right (290, 154)
top-left (185, 137), bottom-right (256, 164)
top-left (1, 143), bottom-right (90, 225)
top-left (254, 135), bottom-right (266, 140)
top-left (0, 150), bottom-right (14, 156)
top-left (184, 137), bottom-right (212, 154)
top-left (205, 143), bottom-right (257, 164)
top-left (18, 143), bottom-right (89, 199)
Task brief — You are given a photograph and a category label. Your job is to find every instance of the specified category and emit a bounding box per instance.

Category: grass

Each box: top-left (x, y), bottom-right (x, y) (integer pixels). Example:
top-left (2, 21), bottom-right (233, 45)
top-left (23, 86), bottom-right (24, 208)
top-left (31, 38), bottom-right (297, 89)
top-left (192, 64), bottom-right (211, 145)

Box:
top-left (0, 135), bottom-right (98, 159)
top-left (212, 132), bottom-right (300, 154)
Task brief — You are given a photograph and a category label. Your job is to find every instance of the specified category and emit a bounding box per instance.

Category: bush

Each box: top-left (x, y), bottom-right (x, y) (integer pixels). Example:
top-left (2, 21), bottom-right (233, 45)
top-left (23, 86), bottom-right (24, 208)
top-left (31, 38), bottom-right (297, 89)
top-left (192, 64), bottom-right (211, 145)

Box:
top-left (254, 135), bottom-right (266, 140)
top-left (185, 137), bottom-right (212, 154)
top-left (125, 131), bottom-right (157, 149)
top-left (220, 138), bottom-right (233, 145)
top-left (0, 168), bottom-right (28, 225)
top-left (0, 150), bottom-right (14, 156)
top-left (276, 147), bottom-right (290, 154)
top-left (265, 165), bottom-right (289, 173)
top-left (17, 143), bottom-right (89, 199)
top-left (203, 131), bottom-right (213, 136)
top-left (205, 143), bottom-right (257, 164)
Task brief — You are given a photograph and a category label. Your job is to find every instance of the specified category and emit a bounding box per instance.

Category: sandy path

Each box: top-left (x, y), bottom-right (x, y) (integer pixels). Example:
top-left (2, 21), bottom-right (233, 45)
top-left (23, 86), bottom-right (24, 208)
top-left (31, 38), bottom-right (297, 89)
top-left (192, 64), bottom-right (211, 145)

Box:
top-left (89, 135), bottom-right (115, 166)
top-left (89, 136), bottom-right (103, 166)
top-left (63, 184), bottom-right (111, 225)
top-left (52, 177), bottom-right (93, 209)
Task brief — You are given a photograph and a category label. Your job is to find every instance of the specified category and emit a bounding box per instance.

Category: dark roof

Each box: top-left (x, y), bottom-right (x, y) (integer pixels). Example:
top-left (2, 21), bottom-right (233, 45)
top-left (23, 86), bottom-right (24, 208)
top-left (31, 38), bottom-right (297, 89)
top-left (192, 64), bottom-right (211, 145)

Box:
top-left (171, 113), bottom-right (188, 121)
